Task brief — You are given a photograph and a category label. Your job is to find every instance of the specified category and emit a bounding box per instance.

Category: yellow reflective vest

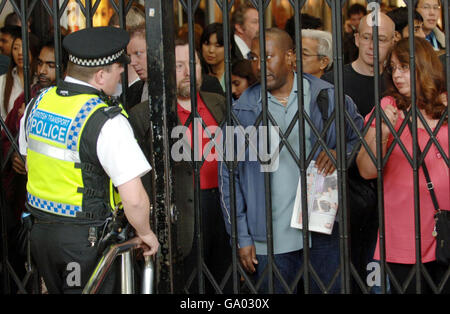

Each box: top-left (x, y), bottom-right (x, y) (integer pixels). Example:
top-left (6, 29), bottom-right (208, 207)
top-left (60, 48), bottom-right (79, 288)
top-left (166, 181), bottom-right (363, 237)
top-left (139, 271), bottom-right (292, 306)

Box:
top-left (25, 86), bottom-right (125, 221)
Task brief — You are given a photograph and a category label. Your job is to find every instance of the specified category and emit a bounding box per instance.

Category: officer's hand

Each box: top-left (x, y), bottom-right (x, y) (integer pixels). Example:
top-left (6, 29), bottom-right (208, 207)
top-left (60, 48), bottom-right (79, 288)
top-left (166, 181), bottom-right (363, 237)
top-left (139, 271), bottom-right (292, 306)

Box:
top-left (12, 152), bottom-right (26, 175)
top-left (138, 231), bottom-right (159, 256)
top-left (239, 245), bottom-right (258, 274)
top-left (315, 149), bottom-right (336, 176)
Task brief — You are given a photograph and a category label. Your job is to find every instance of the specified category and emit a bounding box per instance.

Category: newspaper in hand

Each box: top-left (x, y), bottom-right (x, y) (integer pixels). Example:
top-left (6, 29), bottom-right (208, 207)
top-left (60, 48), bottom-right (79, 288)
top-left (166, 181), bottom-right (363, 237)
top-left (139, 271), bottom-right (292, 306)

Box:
top-left (290, 161), bottom-right (338, 235)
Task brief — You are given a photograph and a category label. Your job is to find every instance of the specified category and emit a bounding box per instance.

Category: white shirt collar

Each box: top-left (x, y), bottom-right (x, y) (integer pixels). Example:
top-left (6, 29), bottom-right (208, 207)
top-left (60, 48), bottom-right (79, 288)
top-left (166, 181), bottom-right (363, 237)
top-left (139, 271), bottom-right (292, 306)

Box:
top-left (234, 34), bottom-right (251, 58)
top-left (64, 75), bottom-right (97, 90)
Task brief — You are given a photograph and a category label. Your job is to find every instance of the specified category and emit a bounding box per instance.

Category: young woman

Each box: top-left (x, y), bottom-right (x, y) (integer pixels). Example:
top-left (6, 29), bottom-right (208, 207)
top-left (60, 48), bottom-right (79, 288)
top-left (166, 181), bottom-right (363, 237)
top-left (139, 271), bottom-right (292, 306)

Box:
top-left (0, 35), bottom-right (39, 119)
top-left (231, 59), bottom-right (257, 100)
top-left (200, 23), bottom-right (226, 92)
top-left (356, 37), bottom-right (449, 294)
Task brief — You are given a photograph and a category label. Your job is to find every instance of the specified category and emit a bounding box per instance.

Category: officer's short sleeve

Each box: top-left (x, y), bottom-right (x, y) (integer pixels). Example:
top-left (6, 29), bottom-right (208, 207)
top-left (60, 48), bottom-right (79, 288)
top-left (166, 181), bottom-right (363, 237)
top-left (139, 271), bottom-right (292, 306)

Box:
top-left (18, 110), bottom-right (28, 156)
top-left (96, 114), bottom-right (151, 187)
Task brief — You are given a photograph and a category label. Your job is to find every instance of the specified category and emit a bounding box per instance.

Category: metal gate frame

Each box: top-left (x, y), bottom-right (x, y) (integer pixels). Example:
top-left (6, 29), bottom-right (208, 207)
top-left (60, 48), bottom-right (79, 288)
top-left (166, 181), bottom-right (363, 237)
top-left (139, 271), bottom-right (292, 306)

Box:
top-left (0, 0), bottom-right (449, 294)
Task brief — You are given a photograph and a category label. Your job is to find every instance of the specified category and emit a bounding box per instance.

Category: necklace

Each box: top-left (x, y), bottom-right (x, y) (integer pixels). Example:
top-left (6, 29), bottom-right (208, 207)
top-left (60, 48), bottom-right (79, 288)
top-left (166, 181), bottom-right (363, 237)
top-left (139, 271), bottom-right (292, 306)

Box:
top-left (275, 95), bottom-right (289, 105)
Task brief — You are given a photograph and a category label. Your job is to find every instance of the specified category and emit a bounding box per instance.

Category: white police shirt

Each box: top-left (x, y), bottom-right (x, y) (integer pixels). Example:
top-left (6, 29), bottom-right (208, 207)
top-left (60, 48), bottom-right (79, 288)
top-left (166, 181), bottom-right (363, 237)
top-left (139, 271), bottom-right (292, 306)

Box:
top-left (18, 76), bottom-right (151, 187)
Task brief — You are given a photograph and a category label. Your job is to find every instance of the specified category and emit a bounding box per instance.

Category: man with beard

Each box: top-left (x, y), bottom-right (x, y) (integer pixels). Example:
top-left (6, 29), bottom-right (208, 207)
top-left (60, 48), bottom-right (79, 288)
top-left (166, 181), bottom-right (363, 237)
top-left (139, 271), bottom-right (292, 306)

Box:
top-left (128, 37), bottom-right (231, 293)
top-left (6, 39), bottom-right (68, 175)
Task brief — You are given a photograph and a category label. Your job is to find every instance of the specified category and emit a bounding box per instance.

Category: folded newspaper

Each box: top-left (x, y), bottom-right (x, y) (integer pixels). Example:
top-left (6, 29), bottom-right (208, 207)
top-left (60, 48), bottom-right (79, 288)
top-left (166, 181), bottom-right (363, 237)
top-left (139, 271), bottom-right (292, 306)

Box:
top-left (290, 161), bottom-right (338, 235)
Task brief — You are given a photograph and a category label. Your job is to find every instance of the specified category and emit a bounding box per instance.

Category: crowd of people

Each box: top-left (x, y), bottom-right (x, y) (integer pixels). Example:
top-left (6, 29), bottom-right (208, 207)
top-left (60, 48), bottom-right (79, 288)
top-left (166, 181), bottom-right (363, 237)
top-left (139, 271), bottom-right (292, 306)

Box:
top-left (0, 0), bottom-right (449, 295)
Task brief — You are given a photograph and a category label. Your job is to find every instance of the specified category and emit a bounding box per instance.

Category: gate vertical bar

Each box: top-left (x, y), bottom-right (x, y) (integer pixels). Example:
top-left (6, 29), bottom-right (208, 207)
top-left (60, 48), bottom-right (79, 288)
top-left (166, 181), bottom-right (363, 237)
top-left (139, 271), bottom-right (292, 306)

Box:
top-left (183, 0), bottom-right (205, 294)
top-left (52, 0), bottom-right (63, 83)
top-left (255, 0), bottom-right (274, 293)
top-left (85, 0), bottom-right (92, 28)
top-left (370, 0), bottom-right (387, 294)
top-left (221, 0), bottom-right (240, 293)
top-left (330, 0), bottom-right (351, 294)
top-left (146, 0), bottom-right (177, 293)
top-left (292, 0), bottom-right (310, 294)
top-left (20, 0), bottom-right (30, 104)
top-left (0, 106), bottom-right (10, 294)
top-left (405, 0), bottom-right (422, 294)
top-left (444, 0), bottom-right (450, 191)
top-left (117, 0), bottom-right (129, 106)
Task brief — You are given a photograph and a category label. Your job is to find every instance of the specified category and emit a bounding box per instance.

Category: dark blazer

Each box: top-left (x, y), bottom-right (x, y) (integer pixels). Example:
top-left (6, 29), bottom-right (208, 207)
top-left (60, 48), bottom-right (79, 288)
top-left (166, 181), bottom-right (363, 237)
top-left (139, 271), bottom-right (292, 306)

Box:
top-left (128, 91), bottom-right (226, 259)
top-left (123, 80), bottom-right (145, 112)
top-left (201, 74), bottom-right (224, 96)
top-left (231, 37), bottom-right (245, 61)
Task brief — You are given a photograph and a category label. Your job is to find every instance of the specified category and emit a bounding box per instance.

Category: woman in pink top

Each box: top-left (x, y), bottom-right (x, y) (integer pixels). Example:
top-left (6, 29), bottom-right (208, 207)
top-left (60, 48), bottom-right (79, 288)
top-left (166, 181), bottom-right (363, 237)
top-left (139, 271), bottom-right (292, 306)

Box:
top-left (357, 37), bottom-right (449, 294)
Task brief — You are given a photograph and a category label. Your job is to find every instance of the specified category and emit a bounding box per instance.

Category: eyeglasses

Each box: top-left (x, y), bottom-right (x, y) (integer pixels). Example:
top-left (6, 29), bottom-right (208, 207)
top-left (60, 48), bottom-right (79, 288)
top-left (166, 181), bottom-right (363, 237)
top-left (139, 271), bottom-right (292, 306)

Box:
top-left (359, 33), bottom-right (393, 45)
top-left (387, 63), bottom-right (410, 74)
top-left (418, 5), bottom-right (441, 11)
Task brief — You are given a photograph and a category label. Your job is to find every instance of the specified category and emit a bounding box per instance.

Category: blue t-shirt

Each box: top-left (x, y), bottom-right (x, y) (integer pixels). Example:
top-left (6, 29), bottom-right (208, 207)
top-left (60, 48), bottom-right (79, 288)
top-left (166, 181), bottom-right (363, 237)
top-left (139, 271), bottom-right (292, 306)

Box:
top-left (254, 74), bottom-right (312, 255)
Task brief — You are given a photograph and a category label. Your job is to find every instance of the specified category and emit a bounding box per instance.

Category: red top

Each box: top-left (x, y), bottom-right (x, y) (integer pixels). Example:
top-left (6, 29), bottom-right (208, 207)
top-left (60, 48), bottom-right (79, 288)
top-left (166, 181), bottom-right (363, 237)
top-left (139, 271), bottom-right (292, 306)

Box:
top-left (369, 96), bottom-right (449, 264)
top-left (177, 93), bottom-right (219, 190)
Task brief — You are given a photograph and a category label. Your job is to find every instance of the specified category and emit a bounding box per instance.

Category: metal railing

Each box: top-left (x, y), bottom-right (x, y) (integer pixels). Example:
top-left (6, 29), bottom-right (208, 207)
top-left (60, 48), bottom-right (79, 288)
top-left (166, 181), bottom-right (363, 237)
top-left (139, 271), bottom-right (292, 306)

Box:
top-left (83, 237), bottom-right (155, 294)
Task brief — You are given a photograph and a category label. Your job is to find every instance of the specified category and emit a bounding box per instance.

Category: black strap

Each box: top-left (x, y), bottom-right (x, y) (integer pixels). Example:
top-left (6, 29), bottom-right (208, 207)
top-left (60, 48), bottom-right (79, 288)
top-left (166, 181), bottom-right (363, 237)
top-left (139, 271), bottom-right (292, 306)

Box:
top-left (316, 89), bottom-right (329, 124)
top-left (403, 110), bottom-right (440, 212)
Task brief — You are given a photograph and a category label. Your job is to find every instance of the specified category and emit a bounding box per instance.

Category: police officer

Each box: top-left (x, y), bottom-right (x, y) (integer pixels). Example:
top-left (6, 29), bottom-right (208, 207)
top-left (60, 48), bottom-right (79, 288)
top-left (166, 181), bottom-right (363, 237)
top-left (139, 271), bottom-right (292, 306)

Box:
top-left (18, 27), bottom-right (159, 294)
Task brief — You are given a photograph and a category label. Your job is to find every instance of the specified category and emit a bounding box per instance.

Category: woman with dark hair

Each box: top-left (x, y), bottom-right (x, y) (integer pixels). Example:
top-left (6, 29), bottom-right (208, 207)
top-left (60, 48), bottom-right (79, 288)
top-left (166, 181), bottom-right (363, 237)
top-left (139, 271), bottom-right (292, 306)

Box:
top-left (231, 59), bottom-right (256, 100)
top-left (200, 22), bottom-right (226, 92)
top-left (356, 37), bottom-right (449, 294)
top-left (0, 34), bottom-right (39, 119)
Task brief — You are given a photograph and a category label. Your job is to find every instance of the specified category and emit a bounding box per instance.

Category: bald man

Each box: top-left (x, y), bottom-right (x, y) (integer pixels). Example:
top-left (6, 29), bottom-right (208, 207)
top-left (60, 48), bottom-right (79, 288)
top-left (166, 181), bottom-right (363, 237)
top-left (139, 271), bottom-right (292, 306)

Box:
top-left (219, 28), bottom-right (363, 293)
top-left (323, 12), bottom-right (395, 116)
top-left (322, 12), bottom-right (395, 293)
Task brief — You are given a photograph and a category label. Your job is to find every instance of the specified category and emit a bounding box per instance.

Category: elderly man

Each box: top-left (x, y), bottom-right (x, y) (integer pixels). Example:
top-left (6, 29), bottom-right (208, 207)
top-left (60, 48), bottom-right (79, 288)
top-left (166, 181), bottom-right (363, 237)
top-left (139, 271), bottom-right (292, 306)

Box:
top-left (301, 29), bottom-right (333, 78)
top-left (219, 28), bottom-right (363, 293)
top-left (18, 27), bottom-right (159, 294)
top-left (231, 1), bottom-right (259, 60)
top-left (416, 0), bottom-right (445, 51)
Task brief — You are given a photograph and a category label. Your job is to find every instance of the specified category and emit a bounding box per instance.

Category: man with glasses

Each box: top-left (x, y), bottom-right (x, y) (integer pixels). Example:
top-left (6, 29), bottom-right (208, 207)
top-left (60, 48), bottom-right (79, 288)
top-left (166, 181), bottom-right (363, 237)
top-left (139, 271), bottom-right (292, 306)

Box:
top-left (322, 12), bottom-right (395, 116)
top-left (322, 12), bottom-right (395, 294)
top-left (416, 0), bottom-right (445, 51)
top-left (300, 29), bottom-right (333, 78)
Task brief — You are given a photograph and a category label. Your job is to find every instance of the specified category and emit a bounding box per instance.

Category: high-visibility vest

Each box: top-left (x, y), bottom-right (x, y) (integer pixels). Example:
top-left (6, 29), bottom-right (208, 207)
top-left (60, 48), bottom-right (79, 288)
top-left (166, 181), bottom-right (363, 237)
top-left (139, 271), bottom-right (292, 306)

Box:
top-left (25, 86), bottom-right (125, 221)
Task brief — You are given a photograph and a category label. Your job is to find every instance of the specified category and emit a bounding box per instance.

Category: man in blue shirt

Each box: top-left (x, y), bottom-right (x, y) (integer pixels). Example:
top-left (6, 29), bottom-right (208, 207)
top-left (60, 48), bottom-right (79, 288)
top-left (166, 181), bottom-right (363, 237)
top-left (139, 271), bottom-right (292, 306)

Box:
top-left (416, 0), bottom-right (445, 51)
top-left (218, 28), bottom-right (363, 293)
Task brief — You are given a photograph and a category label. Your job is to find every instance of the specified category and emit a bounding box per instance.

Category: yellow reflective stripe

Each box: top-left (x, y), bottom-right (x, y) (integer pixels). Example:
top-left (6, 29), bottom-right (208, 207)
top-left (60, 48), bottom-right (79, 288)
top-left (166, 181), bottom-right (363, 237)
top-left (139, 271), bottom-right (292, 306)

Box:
top-left (28, 137), bottom-right (80, 163)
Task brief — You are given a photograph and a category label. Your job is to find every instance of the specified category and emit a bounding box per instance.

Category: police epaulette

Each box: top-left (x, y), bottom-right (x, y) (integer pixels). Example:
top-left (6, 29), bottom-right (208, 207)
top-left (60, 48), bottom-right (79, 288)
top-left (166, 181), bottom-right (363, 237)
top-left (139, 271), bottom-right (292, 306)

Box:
top-left (101, 106), bottom-right (122, 119)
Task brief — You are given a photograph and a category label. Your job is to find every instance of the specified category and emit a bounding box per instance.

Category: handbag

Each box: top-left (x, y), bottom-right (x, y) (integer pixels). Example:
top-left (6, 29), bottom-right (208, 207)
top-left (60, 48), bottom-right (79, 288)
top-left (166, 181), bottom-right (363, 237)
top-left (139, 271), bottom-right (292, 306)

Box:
top-left (405, 111), bottom-right (450, 265)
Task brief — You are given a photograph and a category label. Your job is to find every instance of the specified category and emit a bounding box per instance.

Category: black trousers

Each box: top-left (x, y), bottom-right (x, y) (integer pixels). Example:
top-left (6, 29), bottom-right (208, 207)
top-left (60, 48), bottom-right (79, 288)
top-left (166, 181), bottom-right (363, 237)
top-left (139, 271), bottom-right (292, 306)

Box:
top-left (183, 188), bottom-right (232, 293)
top-left (388, 261), bottom-right (450, 294)
top-left (30, 221), bottom-right (118, 294)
